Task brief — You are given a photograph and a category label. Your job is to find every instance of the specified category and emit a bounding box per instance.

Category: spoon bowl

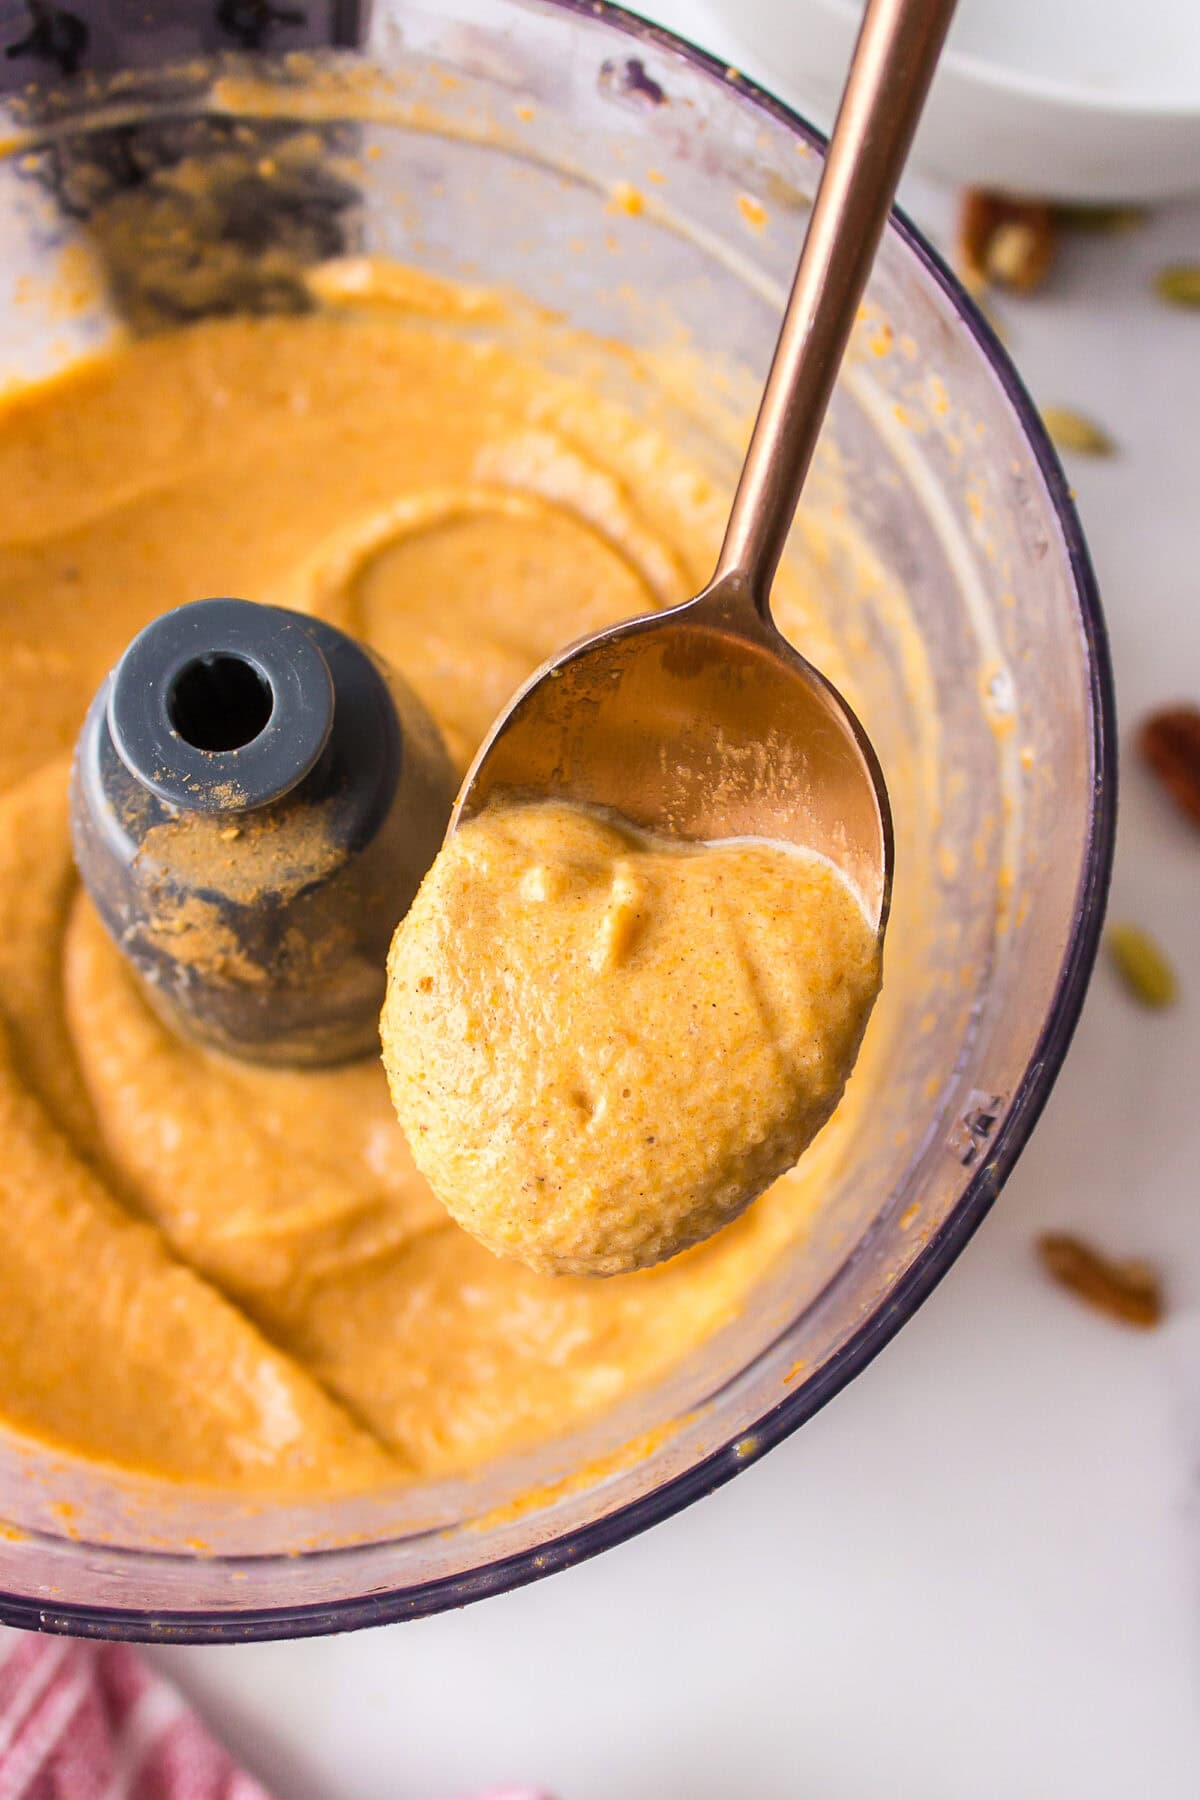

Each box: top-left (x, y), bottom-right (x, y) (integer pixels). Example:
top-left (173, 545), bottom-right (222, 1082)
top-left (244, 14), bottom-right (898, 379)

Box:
top-left (453, 573), bottom-right (893, 932)
top-left (451, 0), bottom-right (955, 943)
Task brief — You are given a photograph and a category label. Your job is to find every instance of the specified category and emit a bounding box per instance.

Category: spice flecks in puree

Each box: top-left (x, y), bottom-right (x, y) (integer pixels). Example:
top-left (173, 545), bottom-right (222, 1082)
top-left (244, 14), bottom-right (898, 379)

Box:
top-left (0, 303), bottom-right (880, 1492)
top-left (383, 802), bottom-right (880, 1276)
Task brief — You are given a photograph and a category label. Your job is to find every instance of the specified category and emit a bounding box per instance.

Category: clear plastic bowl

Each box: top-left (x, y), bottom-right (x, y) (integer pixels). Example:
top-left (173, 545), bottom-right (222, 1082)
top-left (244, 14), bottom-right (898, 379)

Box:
top-left (0, 0), bottom-right (1114, 1640)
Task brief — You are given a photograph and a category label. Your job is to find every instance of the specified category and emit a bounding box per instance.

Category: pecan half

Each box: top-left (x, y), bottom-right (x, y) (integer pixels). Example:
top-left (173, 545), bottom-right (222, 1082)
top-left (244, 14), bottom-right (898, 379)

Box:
top-left (958, 191), bottom-right (1055, 294)
top-left (1139, 703), bottom-right (1200, 829)
top-left (1036, 1233), bottom-right (1163, 1329)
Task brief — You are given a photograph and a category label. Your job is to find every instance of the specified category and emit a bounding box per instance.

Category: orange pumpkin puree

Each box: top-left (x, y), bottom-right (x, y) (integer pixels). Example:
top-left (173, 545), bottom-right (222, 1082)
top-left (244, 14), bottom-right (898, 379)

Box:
top-left (0, 302), bottom-right (873, 1493)
top-left (384, 801), bottom-right (879, 1276)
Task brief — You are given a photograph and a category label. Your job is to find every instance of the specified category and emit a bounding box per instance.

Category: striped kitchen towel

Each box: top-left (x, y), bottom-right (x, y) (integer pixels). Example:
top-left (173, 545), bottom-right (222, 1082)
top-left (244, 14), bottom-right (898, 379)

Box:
top-left (0, 1627), bottom-right (550, 1800)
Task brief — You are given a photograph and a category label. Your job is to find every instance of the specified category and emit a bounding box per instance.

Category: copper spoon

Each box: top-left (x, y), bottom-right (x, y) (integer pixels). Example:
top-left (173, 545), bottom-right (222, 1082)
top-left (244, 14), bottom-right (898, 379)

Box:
top-left (451, 0), bottom-right (957, 934)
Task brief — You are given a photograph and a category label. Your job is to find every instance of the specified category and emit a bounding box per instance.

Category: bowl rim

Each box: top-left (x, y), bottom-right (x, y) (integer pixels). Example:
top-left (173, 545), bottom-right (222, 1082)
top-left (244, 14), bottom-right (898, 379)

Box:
top-left (803, 0), bottom-right (1200, 120)
top-left (0, 0), bottom-right (1117, 1643)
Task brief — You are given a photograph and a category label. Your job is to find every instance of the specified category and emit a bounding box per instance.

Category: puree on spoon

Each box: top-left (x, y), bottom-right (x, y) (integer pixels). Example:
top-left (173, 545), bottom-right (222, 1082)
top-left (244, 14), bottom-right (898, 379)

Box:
top-left (382, 799), bottom-right (881, 1276)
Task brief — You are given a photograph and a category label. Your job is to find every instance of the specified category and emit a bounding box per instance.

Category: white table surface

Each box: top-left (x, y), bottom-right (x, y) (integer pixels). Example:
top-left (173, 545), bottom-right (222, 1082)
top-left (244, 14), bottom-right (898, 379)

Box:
top-left (148, 62), bottom-right (1200, 1800)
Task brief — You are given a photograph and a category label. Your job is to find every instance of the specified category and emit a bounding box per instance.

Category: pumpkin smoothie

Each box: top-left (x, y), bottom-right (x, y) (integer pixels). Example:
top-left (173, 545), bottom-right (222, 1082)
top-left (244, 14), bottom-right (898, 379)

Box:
top-left (0, 294), bottom-right (879, 1494)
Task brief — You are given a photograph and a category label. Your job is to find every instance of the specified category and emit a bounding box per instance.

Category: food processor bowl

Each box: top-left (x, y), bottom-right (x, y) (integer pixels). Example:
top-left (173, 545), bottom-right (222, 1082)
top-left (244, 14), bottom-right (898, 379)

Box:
top-left (0, 0), bottom-right (1114, 1639)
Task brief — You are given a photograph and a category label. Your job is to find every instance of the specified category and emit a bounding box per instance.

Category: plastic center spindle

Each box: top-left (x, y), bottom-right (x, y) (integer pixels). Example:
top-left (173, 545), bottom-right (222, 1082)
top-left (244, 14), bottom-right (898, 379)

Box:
top-left (71, 598), bottom-right (457, 1066)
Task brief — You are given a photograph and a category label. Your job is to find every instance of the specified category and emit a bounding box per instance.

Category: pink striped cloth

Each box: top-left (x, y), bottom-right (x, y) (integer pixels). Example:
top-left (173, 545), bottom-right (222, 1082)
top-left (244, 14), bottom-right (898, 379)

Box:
top-left (0, 1627), bottom-right (549, 1800)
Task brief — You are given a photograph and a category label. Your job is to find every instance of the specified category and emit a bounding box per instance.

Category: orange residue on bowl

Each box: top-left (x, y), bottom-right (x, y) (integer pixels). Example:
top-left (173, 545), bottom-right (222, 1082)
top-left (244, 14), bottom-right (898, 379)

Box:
top-left (50, 1500), bottom-right (80, 1539)
top-left (737, 193), bottom-right (768, 233)
top-left (995, 862), bottom-right (1016, 936)
top-left (783, 1359), bottom-right (808, 1384)
top-left (608, 181), bottom-right (645, 217)
top-left (980, 660), bottom-right (1016, 741)
top-left (466, 1418), bottom-right (690, 1532)
top-left (515, 103), bottom-right (535, 122)
top-left (11, 243), bottom-right (104, 323)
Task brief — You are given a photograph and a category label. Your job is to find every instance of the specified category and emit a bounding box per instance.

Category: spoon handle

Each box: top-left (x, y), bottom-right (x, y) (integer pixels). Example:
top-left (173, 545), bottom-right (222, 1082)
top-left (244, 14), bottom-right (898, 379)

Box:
top-left (712, 0), bottom-right (957, 609)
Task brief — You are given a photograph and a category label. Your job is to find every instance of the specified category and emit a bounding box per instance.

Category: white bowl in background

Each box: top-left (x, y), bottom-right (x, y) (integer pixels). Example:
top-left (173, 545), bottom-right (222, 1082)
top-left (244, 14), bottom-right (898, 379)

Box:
top-left (650, 0), bottom-right (1200, 200)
